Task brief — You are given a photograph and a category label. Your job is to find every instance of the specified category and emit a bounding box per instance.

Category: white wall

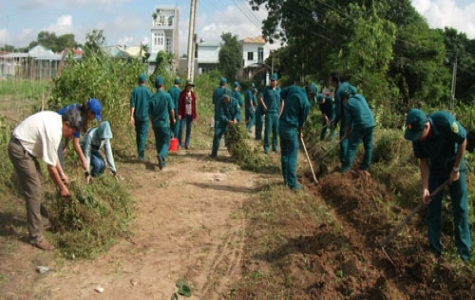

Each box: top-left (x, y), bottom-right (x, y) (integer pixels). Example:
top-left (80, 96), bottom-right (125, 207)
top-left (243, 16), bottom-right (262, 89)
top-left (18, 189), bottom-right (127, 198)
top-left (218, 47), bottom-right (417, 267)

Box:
top-left (242, 43), bottom-right (269, 68)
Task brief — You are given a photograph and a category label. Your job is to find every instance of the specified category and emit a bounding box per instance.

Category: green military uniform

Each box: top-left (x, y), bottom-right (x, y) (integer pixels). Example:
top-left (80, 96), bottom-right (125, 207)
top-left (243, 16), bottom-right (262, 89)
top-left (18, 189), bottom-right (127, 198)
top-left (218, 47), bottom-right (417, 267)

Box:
top-left (245, 86), bottom-right (256, 132)
top-left (341, 85), bottom-right (375, 172)
top-left (405, 109), bottom-right (471, 261)
top-left (279, 85), bottom-right (310, 189)
top-left (168, 78), bottom-right (181, 138)
top-left (212, 77), bottom-right (232, 107)
top-left (149, 77), bottom-right (175, 168)
top-left (334, 81), bottom-right (351, 166)
top-left (130, 75), bottom-right (152, 160)
top-left (255, 91), bottom-right (265, 140)
top-left (211, 94), bottom-right (241, 157)
top-left (232, 81), bottom-right (244, 119)
top-left (263, 76), bottom-right (281, 153)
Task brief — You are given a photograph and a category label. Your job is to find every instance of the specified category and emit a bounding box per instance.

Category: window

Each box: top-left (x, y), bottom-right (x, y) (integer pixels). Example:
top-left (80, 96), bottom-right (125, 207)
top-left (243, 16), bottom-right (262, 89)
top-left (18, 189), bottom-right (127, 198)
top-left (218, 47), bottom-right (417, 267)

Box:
top-left (154, 33), bottom-right (164, 46)
top-left (166, 37), bottom-right (172, 52)
top-left (247, 52), bottom-right (254, 61)
top-left (258, 47), bottom-right (264, 64)
top-left (159, 16), bottom-right (165, 25)
top-left (168, 16), bottom-right (173, 26)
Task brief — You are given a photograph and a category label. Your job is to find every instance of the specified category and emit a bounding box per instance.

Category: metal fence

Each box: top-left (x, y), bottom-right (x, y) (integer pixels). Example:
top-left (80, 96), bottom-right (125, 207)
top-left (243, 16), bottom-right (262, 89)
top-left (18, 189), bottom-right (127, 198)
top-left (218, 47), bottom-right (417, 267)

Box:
top-left (0, 56), bottom-right (61, 81)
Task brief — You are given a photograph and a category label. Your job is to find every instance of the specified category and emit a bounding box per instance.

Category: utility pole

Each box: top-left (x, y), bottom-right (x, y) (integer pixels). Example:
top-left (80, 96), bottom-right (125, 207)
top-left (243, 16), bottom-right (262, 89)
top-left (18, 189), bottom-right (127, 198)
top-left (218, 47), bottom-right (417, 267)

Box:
top-left (450, 50), bottom-right (458, 110)
top-left (186, 0), bottom-right (198, 81)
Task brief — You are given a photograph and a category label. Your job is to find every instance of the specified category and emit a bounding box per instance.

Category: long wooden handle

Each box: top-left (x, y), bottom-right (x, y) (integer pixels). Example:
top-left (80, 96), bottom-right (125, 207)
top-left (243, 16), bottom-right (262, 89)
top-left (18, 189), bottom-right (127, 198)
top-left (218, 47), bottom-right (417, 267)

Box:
top-left (379, 179), bottom-right (450, 247)
top-left (301, 137), bottom-right (318, 184)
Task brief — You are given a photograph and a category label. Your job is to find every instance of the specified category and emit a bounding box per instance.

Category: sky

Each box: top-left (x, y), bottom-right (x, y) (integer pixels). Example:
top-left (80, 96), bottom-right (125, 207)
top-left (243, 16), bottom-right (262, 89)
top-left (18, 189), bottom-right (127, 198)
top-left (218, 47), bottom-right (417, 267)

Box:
top-left (0, 0), bottom-right (474, 55)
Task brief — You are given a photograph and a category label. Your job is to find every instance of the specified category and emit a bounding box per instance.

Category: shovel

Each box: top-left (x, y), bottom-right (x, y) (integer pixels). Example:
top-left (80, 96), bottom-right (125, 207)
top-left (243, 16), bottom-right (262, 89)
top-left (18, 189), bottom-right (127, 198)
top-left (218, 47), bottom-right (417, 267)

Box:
top-left (300, 137), bottom-right (318, 184)
top-left (379, 179), bottom-right (450, 263)
top-left (315, 137), bottom-right (346, 176)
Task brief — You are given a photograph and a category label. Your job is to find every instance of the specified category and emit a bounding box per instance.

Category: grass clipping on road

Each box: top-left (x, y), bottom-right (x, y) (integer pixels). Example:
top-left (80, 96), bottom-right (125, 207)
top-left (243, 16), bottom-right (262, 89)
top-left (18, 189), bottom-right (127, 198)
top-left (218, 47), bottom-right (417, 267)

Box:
top-left (47, 176), bottom-right (134, 259)
top-left (226, 124), bottom-right (271, 171)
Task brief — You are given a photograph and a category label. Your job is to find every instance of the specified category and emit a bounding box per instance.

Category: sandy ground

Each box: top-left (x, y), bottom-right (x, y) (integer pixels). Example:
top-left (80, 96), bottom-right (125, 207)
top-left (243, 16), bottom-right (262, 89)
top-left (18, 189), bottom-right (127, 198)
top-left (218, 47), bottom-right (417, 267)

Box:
top-left (1, 149), bottom-right (262, 300)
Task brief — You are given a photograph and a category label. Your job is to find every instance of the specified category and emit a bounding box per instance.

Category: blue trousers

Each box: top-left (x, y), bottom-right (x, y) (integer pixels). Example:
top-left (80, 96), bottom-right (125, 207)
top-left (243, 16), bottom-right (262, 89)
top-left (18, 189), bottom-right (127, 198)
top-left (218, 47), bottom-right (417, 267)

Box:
top-left (279, 127), bottom-right (299, 188)
top-left (135, 120), bottom-right (149, 160)
top-left (153, 126), bottom-right (170, 166)
top-left (255, 108), bottom-right (264, 140)
top-left (91, 150), bottom-right (105, 177)
top-left (178, 115), bottom-right (193, 148)
top-left (428, 171), bottom-right (471, 261)
top-left (264, 113), bottom-right (279, 152)
top-left (343, 126), bottom-right (374, 171)
top-left (211, 125), bottom-right (228, 157)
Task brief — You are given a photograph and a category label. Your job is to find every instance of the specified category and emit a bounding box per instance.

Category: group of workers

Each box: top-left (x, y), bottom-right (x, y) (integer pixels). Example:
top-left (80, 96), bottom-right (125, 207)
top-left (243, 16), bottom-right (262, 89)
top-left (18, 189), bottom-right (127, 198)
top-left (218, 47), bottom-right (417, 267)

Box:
top-left (7, 70), bottom-right (471, 262)
top-left (130, 75), bottom-right (197, 167)
top-left (209, 72), bottom-right (471, 262)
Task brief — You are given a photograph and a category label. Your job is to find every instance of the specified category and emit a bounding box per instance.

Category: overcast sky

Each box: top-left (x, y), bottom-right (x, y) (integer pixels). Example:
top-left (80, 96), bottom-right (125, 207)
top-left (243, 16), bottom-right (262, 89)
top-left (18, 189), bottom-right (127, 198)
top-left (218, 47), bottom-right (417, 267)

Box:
top-left (0, 0), bottom-right (474, 54)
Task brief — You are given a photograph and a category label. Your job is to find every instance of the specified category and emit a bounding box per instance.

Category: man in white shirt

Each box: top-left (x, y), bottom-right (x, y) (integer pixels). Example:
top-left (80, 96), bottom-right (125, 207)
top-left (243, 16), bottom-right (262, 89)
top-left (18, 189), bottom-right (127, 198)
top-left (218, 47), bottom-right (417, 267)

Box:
top-left (8, 109), bottom-right (82, 250)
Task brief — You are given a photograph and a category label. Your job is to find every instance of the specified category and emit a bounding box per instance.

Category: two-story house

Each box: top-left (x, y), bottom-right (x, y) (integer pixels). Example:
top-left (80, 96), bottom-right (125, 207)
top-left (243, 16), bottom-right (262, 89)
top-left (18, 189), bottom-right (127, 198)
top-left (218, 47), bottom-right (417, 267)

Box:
top-left (149, 6), bottom-right (179, 72)
top-left (241, 35), bottom-right (271, 80)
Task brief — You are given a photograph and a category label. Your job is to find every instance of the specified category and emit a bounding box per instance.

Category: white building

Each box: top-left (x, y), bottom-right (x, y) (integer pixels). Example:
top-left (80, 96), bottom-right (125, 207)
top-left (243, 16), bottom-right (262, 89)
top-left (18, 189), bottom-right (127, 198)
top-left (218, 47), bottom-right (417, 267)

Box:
top-left (149, 6), bottom-right (179, 71)
top-left (241, 36), bottom-right (271, 80)
top-left (196, 44), bottom-right (220, 74)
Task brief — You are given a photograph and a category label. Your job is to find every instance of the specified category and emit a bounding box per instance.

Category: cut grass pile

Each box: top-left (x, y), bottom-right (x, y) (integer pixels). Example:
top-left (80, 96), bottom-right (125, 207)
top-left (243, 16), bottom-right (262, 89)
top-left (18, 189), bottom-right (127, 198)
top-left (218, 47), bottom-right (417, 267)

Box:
top-left (47, 175), bottom-right (134, 259)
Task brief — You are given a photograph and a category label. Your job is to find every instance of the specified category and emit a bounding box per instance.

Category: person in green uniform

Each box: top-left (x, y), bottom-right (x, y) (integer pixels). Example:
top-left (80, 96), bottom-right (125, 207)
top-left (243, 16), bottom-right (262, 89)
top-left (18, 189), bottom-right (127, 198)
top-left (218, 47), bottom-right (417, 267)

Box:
top-left (211, 93), bottom-right (241, 158)
top-left (330, 73), bottom-right (350, 167)
top-left (245, 83), bottom-right (256, 132)
top-left (130, 74), bottom-right (152, 161)
top-left (319, 93), bottom-right (336, 141)
top-left (279, 84), bottom-right (311, 190)
top-left (168, 77), bottom-right (181, 139)
top-left (255, 91), bottom-right (265, 140)
top-left (232, 81), bottom-right (244, 109)
top-left (149, 76), bottom-right (176, 170)
top-left (340, 84), bottom-right (374, 172)
top-left (404, 109), bottom-right (471, 261)
top-left (212, 77), bottom-right (232, 108)
top-left (262, 73), bottom-right (283, 153)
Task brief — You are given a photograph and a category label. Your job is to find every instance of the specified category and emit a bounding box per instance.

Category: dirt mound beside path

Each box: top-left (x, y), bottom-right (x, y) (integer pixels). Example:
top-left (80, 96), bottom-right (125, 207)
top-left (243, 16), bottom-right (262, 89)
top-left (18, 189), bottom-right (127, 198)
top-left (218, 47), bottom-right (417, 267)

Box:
top-left (311, 170), bottom-right (475, 299)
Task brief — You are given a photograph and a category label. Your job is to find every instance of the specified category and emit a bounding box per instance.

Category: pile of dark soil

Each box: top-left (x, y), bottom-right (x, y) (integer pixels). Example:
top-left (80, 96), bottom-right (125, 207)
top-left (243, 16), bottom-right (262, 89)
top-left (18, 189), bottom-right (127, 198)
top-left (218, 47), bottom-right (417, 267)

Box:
top-left (307, 171), bottom-right (475, 299)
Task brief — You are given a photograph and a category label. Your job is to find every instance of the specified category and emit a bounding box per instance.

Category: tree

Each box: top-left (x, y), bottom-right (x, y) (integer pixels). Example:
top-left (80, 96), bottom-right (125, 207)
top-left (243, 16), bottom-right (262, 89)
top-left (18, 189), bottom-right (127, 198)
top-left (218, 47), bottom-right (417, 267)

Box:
top-left (83, 30), bottom-right (106, 58)
top-left (441, 27), bottom-right (475, 104)
top-left (218, 32), bottom-right (241, 80)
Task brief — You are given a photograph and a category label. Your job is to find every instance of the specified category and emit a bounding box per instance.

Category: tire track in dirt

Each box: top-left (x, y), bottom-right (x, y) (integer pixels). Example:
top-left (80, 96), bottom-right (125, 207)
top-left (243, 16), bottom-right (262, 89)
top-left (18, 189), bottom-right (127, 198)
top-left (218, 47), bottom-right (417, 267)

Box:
top-left (198, 216), bottom-right (245, 299)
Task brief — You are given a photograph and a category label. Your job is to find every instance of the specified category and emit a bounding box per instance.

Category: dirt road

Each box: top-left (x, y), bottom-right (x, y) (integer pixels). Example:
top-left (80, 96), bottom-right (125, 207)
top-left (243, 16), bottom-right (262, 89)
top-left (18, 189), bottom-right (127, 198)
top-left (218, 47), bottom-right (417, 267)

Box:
top-left (1, 150), bottom-right (265, 300)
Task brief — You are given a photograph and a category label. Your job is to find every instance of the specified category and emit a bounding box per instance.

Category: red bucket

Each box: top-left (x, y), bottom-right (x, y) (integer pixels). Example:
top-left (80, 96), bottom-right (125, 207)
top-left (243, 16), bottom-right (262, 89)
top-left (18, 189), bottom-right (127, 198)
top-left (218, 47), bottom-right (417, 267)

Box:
top-left (169, 138), bottom-right (179, 152)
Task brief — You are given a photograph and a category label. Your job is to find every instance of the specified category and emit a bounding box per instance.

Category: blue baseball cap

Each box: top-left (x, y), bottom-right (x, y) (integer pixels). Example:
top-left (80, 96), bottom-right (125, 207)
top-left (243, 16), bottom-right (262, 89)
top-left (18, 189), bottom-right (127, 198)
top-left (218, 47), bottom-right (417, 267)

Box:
top-left (174, 77), bottom-right (181, 85)
top-left (155, 75), bottom-right (165, 87)
top-left (270, 73), bottom-right (278, 81)
top-left (87, 98), bottom-right (102, 121)
top-left (233, 81), bottom-right (240, 88)
top-left (404, 109), bottom-right (428, 141)
top-left (220, 77), bottom-right (227, 85)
